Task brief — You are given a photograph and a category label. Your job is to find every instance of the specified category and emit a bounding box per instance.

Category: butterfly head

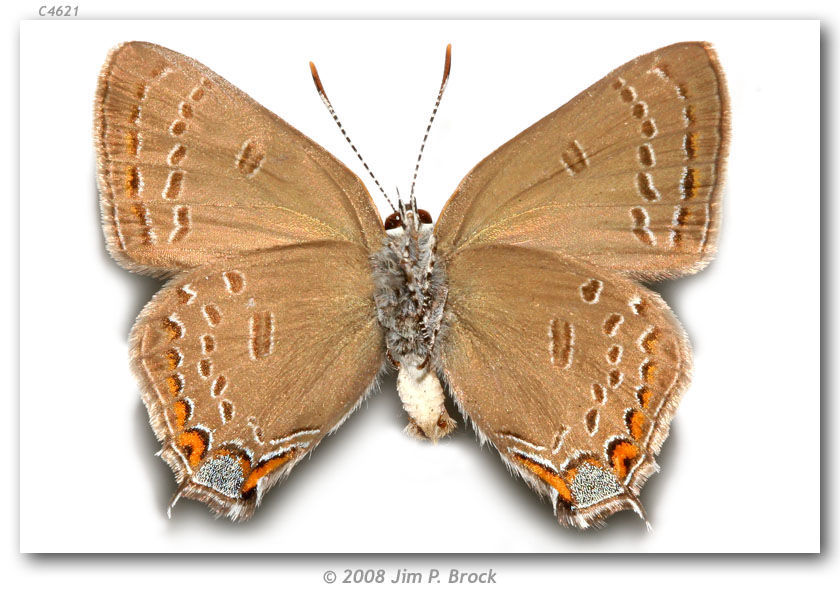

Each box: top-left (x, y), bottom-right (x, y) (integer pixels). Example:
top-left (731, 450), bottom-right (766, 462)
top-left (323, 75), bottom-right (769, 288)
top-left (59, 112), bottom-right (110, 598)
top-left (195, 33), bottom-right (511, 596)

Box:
top-left (384, 206), bottom-right (433, 236)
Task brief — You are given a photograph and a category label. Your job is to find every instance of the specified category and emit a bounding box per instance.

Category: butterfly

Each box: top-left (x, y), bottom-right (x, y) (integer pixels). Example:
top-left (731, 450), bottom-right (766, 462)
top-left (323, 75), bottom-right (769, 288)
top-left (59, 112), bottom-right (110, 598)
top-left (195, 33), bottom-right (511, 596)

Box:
top-left (94, 40), bottom-right (729, 528)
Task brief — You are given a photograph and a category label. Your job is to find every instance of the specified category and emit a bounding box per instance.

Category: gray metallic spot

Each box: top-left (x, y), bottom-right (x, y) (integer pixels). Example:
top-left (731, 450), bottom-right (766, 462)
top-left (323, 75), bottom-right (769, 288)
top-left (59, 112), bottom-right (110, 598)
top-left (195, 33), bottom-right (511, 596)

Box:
top-left (570, 463), bottom-right (623, 508)
top-left (193, 455), bottom-right (244, 498)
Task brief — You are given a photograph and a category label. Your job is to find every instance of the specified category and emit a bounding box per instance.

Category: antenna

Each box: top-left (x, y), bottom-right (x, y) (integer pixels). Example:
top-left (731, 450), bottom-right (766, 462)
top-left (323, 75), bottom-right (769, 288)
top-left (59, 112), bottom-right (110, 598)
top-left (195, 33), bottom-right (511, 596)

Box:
top-left (309, 61), bottom-right (397, 212)
top-left (409, 43), bottom-right (452, 208)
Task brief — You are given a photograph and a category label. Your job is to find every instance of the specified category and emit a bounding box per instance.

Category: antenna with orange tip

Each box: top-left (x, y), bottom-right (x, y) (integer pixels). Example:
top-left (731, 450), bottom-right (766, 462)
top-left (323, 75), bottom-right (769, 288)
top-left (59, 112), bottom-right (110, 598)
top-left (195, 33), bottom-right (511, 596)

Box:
top-left (409, 44), bottom-right (452, 211)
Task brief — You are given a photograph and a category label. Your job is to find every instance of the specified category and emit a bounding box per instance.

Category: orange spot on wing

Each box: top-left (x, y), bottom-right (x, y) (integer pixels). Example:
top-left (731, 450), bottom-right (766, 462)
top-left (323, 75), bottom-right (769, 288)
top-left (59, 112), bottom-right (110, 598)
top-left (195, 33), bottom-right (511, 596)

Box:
top-left (162, 317), bottom-right (183, 341)
top-left (125, 167), bottom-right (141, 198)
top-left (636, 386), bottom-right (653, 408)
top-left (125, 131), bottom-right (139, 155)
top-left (682, 168), bottom-right (698, 201)
top-left (641, 328), bottom-right (659, 354)
top-left (173, 399), bottom-right (191, 429)
top-left (177, 429), bottom-right (208, 467)
top-left (642, 360), bottom-right (658, 384)
top-left (626, 410), bottom-right (648, 440)
top-left (165, 374), bottom-right (182, 398)
top-left (512, 454), bottom-right (572, 502)
top-left (165, 348), bottom-right (182, 370)
top-left (609, 441), bottom-right (640, 480)
top-left (685, 105), bottom-right (697, 125)
top-left (241, 450), bottom-right (297, 494)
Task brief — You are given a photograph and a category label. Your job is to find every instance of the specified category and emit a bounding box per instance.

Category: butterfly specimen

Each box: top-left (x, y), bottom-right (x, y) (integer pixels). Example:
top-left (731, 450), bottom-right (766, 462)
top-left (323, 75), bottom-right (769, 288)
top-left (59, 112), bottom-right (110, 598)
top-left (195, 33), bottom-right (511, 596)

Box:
top-left (94, 40), bottom-right (729, 528)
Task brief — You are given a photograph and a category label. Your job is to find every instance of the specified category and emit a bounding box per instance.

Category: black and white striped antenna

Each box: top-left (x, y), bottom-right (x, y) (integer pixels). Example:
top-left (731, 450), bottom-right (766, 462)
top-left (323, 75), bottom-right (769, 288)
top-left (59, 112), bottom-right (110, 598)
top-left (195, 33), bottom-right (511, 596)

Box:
top-left (309, 61), bottom-right (397, 213)
top-left (409, 44), bottom-right (452, 211)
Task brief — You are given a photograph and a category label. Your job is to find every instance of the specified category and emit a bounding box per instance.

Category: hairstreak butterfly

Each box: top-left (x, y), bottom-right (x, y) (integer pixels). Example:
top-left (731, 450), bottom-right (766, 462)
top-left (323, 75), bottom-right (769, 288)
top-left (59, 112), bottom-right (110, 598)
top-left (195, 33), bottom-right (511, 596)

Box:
top-left (94, 41), bottom-right (728, 527)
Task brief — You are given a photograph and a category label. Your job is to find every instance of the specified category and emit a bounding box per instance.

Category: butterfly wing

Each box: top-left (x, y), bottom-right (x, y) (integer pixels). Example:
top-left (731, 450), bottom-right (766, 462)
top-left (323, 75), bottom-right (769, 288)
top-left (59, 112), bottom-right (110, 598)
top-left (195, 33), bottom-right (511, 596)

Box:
top-left (131, 241), bottom-right (384, 520)
top-left (437, 245), bottom-right (690, 528)
top-left (434, 42), bottom-right (729, 281)
top-left (95, 42), bottom-right (384, 276)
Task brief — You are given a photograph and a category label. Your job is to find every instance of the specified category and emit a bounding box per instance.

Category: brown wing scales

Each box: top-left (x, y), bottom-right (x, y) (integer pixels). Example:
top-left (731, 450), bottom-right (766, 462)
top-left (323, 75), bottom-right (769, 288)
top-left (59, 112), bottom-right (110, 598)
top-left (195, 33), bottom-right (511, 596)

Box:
top-left (95, 42), bottom-right (384, 277)
top-left (131, 242), bottom-right (384, 520)
top-left (438, 245), bottom-right (691, 528)
top-left (434, 42), bottom-right (729, 281)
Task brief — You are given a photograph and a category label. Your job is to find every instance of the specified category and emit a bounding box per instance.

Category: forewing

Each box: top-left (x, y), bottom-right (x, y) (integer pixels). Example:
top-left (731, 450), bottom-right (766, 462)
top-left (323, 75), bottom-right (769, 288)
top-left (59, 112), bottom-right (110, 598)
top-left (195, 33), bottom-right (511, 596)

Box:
top-left (434, 42), bottom-right (729, 281)
top-left (95, 42), bottom-right (384, 276)
top-left (438, 245), bottom-right (690, 528)
top-left (130, 241), bottom-right (384, 520)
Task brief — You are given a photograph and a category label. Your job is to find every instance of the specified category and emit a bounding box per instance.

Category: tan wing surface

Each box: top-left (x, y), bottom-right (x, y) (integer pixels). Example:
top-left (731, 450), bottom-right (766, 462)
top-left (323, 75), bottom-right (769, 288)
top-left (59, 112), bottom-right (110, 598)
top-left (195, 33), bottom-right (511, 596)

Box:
top-left (438, 245), bottom-right (691, 528)
top-left (130, 241), bottom-right (384, 520)
top-left (435, 42), bottom-right (729, 281)
top-left (95, 42), bottom-right (384, 276)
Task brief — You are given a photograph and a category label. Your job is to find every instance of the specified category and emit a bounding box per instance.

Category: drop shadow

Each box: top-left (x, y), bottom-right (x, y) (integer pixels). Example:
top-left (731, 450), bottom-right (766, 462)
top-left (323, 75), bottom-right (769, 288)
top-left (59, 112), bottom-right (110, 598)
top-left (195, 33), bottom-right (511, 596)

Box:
top-left (91, 167), bottom-right (162, 336)
top-left (442, 396), bottom-right (679, 544)
top-left (229, 371), bottom-right (404, 529)
top-left (647, 255), bottom-right (720, 353)
top-left (819, 27), bottom-right (833, 558)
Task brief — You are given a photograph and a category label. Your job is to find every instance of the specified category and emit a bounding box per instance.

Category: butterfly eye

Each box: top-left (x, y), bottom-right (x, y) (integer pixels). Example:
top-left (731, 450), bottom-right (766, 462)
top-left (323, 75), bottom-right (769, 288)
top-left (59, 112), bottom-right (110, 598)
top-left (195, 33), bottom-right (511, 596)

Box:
top-left (416, 209), bottom-right (433, 225)
top-left (383, 212), bottom-right (403, 230)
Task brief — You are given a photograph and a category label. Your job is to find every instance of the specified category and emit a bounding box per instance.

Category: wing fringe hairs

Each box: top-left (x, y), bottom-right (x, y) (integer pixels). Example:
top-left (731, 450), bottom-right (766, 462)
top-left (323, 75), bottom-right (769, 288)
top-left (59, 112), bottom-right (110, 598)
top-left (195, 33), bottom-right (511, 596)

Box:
top-left (629, 42), bottom-right (730, 283)
top-left (94, 42), bottom-right (184, 280)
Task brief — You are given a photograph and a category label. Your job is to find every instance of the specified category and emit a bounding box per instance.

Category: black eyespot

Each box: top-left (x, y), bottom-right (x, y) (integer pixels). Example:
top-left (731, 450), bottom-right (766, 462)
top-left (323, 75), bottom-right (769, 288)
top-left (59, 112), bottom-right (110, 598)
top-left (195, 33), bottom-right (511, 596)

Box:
top-left (384, 212), bottom-right (402, 230)
top-left (417, 209), bottom-right (433, 225)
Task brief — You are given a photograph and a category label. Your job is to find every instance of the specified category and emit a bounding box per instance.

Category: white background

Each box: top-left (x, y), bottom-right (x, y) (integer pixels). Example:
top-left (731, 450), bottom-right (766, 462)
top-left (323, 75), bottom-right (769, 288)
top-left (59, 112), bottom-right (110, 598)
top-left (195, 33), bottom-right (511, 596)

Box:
top-left (3, 3), bottom-right (834, 599)
top-left (18, 19), bottom-right (820, 554)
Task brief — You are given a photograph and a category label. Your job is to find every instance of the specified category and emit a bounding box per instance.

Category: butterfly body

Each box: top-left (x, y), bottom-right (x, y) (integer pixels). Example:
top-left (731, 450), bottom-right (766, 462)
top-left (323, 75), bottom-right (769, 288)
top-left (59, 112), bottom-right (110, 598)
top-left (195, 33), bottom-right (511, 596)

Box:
top-left (371, 208), bottom-right (454, 439)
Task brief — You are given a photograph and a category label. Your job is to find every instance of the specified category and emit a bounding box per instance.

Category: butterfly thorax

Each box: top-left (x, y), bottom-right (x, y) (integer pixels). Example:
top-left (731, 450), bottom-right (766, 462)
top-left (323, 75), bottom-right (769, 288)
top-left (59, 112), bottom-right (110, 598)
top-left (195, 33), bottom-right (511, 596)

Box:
top-left (371, 210), bottom-right (454, 440)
